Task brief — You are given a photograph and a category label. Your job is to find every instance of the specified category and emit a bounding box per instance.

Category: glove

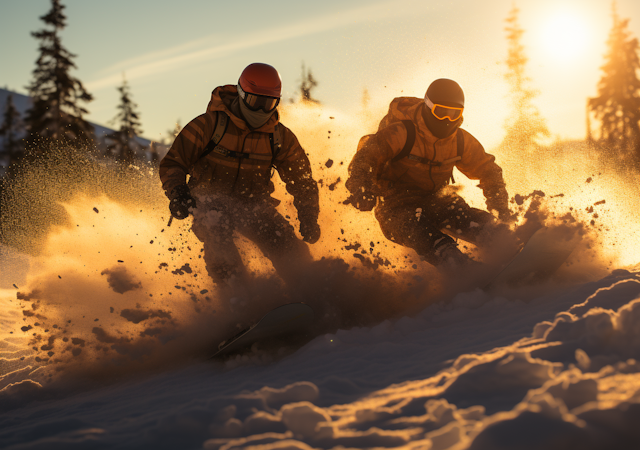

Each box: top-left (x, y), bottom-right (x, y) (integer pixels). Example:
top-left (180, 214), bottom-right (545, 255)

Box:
top-left (497, 208), bottom-right (516, 223)
top-left (485, 188), bottom-right (513, 222)
top-left (168, 184), bottom-right (196, 220)
top-left (343, 191), bottom-right (377, 211)
top-left (299, 218), bottom-right (321, 244)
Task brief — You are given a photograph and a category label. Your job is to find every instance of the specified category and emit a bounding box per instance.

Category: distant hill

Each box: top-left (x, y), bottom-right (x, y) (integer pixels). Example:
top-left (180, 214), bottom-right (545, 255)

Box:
top-left (0, 87), bottom-right (167, 165)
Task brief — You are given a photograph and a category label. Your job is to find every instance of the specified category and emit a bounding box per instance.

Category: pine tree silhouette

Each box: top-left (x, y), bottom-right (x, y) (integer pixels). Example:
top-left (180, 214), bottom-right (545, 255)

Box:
top-left (299, 63), bottom-right (320, 104)
top-left (166, 120), bottom-right (182, 146)
top-left (106, 76), bottom-right (145, 164)
top-left (588, 2), bottom-right (640, 169)
top-left (361, 88), bottom-right (371, 110)
top-left (0, 94), bottom-right (25, 169)
top-left (501, 5), bottom-right (549, 154)
top-left (24, 0), bottom-right (94, 151)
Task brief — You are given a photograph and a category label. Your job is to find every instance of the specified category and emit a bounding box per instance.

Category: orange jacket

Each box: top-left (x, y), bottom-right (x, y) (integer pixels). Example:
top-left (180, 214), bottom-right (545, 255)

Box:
top-left (159, 85), bottom-right (319, 222)
top-left (347, 97), bottom-right (508, 213)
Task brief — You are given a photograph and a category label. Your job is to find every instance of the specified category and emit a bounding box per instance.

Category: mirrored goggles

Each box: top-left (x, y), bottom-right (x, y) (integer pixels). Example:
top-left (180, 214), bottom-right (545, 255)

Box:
top-left (425, 97), bottom-right (463, 121)
top-left (238, 85), bottom-right (280, 113)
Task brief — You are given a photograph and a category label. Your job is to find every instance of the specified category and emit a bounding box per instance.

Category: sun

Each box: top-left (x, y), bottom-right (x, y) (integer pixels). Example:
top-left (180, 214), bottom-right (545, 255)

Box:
top-left (539, 11), bottom-right (591, 61)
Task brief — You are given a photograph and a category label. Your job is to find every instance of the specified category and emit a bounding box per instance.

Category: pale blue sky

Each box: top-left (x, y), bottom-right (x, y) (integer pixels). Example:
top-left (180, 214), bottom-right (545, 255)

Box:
top-left (2, 0), bottom-right (639, 148)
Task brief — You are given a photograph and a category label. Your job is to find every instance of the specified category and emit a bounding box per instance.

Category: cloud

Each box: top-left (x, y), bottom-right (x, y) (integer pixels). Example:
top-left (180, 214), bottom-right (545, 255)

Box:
top-left (85, 1), bottom-right (411, 92)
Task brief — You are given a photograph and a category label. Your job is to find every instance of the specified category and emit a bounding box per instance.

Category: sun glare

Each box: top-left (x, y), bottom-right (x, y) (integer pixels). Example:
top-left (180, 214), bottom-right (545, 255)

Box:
top-left (539, 11), bottom-right (591, 61)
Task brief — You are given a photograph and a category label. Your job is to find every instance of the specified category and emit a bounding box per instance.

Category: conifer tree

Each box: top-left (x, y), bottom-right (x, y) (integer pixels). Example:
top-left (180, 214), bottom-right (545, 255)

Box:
top-left (24, 0), bottom-right (94, 150)
top-left (299, 63), bottom-right (320, 104)
top-left (501, 5), bottom-right (549, 153)
top-left (148, 142), bottom-right (160, 165)
top-left (0, 94), bottom-right (25, 168)
top-left (106, 76), bottom-right (145, 164)
top-left (589, 2), bottom-right (640, 168)
top-left (361, 88), bottom-right (371, 110)
top-left (167, 120), bottom-right (182, 145)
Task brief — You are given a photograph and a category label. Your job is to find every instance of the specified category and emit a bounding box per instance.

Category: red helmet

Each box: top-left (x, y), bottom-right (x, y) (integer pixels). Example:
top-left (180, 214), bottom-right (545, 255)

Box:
top-left (238, 63), bottom-right (282, 98)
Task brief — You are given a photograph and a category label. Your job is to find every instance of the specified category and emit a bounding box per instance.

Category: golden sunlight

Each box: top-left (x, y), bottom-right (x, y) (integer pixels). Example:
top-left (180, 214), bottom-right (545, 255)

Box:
top-left (539, 10), bottom-right (591, 61)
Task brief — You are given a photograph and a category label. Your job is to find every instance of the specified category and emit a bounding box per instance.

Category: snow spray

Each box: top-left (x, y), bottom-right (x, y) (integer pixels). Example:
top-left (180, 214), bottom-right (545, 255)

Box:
top-left (1, 99), bottom-right (637, 393)
top-left (0, 116), bottom-right (436, 390)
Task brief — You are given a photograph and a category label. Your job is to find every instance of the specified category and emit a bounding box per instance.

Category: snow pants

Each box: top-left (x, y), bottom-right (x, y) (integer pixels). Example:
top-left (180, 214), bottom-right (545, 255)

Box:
top-left (374, 189), bottom-right (494, 265)
top-left (191, 196), bottom-right (312, 286)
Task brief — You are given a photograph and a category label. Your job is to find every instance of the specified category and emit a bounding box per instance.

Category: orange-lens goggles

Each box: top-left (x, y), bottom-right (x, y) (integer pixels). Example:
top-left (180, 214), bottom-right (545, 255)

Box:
top-left (238, 85), bottom-right (279, 113)
top-left (425, 97), bottom-right (463, 121)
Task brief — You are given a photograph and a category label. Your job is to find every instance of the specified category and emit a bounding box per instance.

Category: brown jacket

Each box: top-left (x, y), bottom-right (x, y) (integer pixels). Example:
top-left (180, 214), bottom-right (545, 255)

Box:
top-left (347, 97), bottom-right (508, 212)
top-left (159, 85), bottom-right (319, 222)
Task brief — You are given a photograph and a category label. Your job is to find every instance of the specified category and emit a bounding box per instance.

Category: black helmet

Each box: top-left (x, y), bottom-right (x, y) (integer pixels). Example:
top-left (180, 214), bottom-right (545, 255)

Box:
top-left (422, 79), bottom-right (465, 138)
top-left (425, 79), bottom-right (464, 108)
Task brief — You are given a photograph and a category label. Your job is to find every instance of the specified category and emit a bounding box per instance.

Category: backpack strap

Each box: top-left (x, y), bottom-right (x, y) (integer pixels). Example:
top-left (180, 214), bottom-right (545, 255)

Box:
top-left (197, 112), bottom-right (280, 166)
top-left (389, 122), bottom-right (463, 163)
top-left (384, 123), bottom-right (465, 186)
top-left (390, 120), bottom-right (416, 163)
top-left (400, 128), bottom-right (465, 166)
top-left (268, 124), bottom-right (282, 177)
top-left (197, 111), bottom-right (229, 162)
top-left (269, 124), bottom-right (282, 161)
top-left (456, 128), bottom-right (464, 159)
top-left (449, 129), bottom-right (464, 184)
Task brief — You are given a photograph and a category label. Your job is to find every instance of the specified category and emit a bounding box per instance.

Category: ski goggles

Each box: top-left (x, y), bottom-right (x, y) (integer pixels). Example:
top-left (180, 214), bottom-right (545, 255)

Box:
top-left (238, 85), bottom-right (280, 113)
top-left (425, 97), bottom-right (464, 121)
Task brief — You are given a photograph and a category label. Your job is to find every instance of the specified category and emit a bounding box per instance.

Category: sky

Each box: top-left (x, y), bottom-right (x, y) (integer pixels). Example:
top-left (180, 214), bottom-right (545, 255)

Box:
top-left (2, 0), bottom-right (640, 149)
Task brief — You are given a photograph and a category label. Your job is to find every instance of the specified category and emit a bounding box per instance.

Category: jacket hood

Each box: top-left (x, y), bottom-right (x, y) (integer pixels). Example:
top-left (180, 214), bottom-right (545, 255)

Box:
top-left (207, 85), bottom-right (280, 132)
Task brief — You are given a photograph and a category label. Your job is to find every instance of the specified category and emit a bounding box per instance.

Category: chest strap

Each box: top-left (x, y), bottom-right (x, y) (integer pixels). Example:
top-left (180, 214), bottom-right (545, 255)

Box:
top-left (407, 154), bottom-right (461, 166)
top-left (391, 122), bottom-right (465, 166)
top-left (198, 112), bottom-right (282, 166)
top-left (211, 145), bottom-right (273, 161)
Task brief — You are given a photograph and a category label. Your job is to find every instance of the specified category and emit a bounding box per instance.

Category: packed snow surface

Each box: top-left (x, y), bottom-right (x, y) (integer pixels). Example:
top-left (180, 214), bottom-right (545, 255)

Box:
top-left (2, 263), bottom-right (640, 450)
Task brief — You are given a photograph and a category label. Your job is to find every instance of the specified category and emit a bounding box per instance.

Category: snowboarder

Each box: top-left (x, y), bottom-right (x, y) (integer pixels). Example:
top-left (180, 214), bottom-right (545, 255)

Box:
top-left (159, 63), bottom-right (321, 288)
top-left (345, 78), bottom-right (510, 269)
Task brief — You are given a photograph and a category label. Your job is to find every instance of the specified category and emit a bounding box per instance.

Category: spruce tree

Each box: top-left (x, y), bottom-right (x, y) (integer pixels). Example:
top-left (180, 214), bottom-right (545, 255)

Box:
top-left (299, 63), bottom-right (320, 104)
top-left (589, 3), bottom-right (640, 168)
top-left (361, 88), bottom-right (371, 110)
top-left (0, 94), bottom-right (25, 168)
top-left (501, 5), bottom-right (549, 153)
top-left (167, 120), bottom-right (182, 146)
top-left (24, 0), bottom-right (94, 150)
top-left (106, 76), bottom-right (144, 164)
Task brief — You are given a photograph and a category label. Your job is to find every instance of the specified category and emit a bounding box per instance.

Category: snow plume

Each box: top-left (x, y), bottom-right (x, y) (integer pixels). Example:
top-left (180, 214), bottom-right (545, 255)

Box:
top-left (277, 103), bottom-right (622, 294)
top-left (0, 148), bottom-right (228, 386)
top-left (0, 127), bottom-right (446, 391)
top-left (494, 138), bottom-right (640, 270)
top-left (1, 102), bottom-right (637, 406)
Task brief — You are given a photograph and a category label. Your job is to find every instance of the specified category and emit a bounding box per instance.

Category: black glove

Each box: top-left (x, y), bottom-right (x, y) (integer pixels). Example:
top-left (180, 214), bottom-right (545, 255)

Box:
top-left (480, 172), bottom-right (512, 221)
top-left (169, 184), bottom-right (196, 220)
top-left (299, 218), bottom-right (321, 244)
top-left (497, 207), bottom-right (516, 223)
top-left (343, 191), bottom-right (377, 211)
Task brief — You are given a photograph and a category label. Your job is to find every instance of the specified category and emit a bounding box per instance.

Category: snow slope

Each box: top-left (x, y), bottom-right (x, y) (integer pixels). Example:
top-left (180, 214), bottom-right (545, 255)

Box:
top-left (2, 262), bottom-right (640, 450)
top-left (1, 103), bottom-right (639, 450)
top-left (0, 88), bottom-right (166, 164)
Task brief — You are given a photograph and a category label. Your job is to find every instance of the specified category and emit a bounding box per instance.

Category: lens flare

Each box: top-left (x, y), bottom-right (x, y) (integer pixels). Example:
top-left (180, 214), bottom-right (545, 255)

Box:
top-left (539, 11), bottom-right (592, 62)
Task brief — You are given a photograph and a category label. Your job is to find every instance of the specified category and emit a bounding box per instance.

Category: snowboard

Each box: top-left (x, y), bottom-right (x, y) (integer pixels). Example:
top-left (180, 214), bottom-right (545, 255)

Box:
top-left (485, 226), bottom-right (581, 291)
top-left (211, 303), bottom-right (315, 358)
